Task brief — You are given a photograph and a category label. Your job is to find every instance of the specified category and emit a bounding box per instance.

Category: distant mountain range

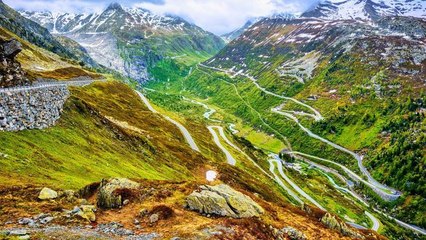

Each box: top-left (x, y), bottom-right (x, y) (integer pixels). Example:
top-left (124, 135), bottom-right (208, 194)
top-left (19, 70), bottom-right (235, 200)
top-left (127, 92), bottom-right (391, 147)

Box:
top-left (302, 0), bottom-right (425, 20)
top-left (221, 14), bottom-right (296, 43)
top-left (0, 1), bottom-right (98, 68)
top-left (221, 0), bottom-right (425, 42)
top-left (20, 3), bottom-right (225, 82)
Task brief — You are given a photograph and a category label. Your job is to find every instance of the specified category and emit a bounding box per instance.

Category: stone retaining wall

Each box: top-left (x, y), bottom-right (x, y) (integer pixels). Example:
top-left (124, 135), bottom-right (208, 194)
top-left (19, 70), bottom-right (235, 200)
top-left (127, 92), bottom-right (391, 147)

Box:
top-left (0, 86), bottom-right (69, 131)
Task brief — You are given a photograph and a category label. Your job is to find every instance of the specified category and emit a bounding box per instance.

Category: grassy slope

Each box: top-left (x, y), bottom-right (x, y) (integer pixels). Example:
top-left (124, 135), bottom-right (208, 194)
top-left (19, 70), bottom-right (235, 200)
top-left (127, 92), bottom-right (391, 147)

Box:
top-left (0, 81), bottom-right (204, 189)
top-left (0, 27), bottom-right (101, 81)
top-left (145, 57), bottom-right (423, 238)
top-left (0, 79), bottom-right (291, 212)
top-left (144, 68), bottom-right (391, 232)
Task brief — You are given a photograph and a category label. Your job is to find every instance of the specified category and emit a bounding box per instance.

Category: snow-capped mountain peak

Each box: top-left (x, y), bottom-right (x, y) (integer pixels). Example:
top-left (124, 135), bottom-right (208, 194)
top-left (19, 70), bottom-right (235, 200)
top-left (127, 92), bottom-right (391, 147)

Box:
top-left (19, 4), bottom-right (198, 34)
top-left (302, 0), bottom-right (426, 20)
top-left (221, 13), bottom-right (296, 42)
top-left (105, 2), bottom-right (123, 11)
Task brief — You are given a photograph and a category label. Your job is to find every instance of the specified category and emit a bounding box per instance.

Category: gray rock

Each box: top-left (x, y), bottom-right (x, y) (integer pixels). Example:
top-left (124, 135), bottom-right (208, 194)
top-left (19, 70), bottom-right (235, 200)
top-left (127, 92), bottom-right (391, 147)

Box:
top-left (38, 187), bottom-right (58, 200)
top-left (97, 178), bottom-right (139, 209)
top-left (18, 218), bottom-right (35, 226)
top-left (149, 214), bottom-right (159, 223)
top-left (71, 206), bottom-right (81, 214)
top-left (3, 39), bottom-right (22, 58)
top-left (321, 213), bottom-right (363, 239)
top-left (280, 227), bottom-right (307, 240)
top-left (76, 205), bottom-right (96, 222)
top-left (40, 216), bottom-right (54, 224)
top-left (9, 229), bottom-right (27, 236)
top-left (186, 184), bottom-right (264, 218)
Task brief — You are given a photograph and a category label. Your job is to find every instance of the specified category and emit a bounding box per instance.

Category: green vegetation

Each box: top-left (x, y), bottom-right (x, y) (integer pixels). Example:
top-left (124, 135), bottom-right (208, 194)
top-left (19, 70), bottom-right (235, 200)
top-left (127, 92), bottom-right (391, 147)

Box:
top-left (145, 34), bottom-right (425, 235)
top-left (0, 81), bottom-right (201, 189)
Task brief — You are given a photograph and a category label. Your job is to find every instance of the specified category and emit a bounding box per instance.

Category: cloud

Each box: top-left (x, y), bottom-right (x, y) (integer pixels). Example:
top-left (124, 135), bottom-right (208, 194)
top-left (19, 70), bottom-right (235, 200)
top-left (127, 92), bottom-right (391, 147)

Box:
top-left (134, 0), bottom-right (318, 34)
top-left (4, 0), bottom-right (319, 35)
top-left (3, 0), bottom-right (106, 13)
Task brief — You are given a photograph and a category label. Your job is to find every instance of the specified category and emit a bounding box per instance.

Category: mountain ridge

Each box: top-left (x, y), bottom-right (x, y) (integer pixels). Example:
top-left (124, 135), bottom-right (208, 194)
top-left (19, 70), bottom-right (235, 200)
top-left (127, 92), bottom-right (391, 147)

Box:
top-left (302, 0), bottom-right (426, 20)
top-left (20, 2), bottom-right (225, 83)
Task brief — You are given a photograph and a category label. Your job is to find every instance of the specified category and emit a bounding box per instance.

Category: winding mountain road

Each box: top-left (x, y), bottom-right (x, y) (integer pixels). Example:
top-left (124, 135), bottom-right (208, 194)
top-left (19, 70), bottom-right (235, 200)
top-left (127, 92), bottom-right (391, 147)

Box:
top-left (207, 126), bottom-right (236, 165)
top-left (273, 106), bottom-right (399, 197)
top-left (288, 151), bottom-right (398, 200)
top-left (268, 160), bottom-right (304, 204)
top-left (182, 96), bottom-right (221, 123)
top-left (269, 155), bottom-right (326, 211)
top-left (136, 91), bottom-right (200, 152)
top-left (198, 63), bottom-right (400, 199)
top-left (198, 64), bottom-right (323, 121)
top-left (365, 211), bottom-right (380, 231)
top-left (289, 151), bottom-right (426, 235)
top-left (195, 64), bottom-right (426, 234)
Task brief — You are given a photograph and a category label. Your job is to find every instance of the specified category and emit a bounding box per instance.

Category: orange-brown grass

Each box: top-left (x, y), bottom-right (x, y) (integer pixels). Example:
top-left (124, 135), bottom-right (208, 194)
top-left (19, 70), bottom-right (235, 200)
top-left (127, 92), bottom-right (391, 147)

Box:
top-left (27, 67), bottom-right (102, 81)
top-left (0, 179), bottom-right (383, 240)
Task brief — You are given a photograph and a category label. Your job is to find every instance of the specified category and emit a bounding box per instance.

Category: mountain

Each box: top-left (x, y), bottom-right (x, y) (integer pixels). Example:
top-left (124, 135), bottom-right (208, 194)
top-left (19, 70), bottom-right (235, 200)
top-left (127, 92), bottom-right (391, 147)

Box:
top-left (20, 3), bottom-right (225, 83)
top-left (0, 2), bottom-right (378, 236)
top-left (221, 18), bottom-right (261, 43)
top-left (177, 1), bottom-right (426, 235)
top-left (0, 1), bottom-right (74, 61)
top-left (221, 14), bottom-right (295, 43)
top-left (302, 0), bottom-right (426, 20)
top-left (1, 0), bottom-right (425, 238)
top-left (0, 1), bottom-right (100, 69)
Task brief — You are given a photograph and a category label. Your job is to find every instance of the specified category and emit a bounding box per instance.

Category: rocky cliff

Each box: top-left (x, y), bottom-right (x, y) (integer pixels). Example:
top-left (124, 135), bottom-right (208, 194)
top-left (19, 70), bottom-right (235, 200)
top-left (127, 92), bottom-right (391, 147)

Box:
top-left (0, 38), bottom-right (30, 88)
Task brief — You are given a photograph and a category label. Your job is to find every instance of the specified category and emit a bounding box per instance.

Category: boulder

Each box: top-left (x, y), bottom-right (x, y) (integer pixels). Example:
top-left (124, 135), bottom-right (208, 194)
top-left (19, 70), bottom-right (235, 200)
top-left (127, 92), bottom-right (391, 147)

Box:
top-left (97, 178), bottom-right (140, 209)
top-left (321, 213), bottom-right (363, 239)
top-left (3, 39), bottom-right (22, 58)
top-left (77, 205), bottom-right (96, 222)
top-left (38, 187), bottom-right (58, 200)
top-left (185, 184), bottom-right (264, 218)
top-left (0, 38), bottom-right (30, 88)
top-left (279, 227), bottom-right (307, 240)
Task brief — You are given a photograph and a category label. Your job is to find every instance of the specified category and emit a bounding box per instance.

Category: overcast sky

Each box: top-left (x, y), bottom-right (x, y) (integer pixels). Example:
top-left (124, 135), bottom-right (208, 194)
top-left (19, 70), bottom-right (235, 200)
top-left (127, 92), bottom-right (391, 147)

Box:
top-left (4, 0), bottom-right (319, 34)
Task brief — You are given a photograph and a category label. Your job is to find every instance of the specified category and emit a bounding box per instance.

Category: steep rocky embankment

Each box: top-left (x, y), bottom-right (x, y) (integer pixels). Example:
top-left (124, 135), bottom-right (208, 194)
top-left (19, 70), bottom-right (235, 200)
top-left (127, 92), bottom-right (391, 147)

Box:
top-left (0, 38), bottom-right (70, 132)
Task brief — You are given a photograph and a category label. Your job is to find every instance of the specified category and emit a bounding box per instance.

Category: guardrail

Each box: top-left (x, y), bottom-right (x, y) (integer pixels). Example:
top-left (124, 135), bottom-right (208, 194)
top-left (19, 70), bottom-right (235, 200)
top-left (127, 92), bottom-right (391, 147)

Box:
top-left (0, 80), bottom-right (102, 94)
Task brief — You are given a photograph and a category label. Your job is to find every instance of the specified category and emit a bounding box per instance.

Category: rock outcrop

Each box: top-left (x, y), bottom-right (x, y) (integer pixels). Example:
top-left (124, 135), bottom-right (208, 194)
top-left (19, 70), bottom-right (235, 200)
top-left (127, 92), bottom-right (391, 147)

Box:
top-left (277, 227), bottom-right (307, 240)
top-left (97, 178), bottom-right (140, 209)
top-left (321, 213), bottom-right (363, 239)
top-left (0, 38), bottom-right (30, 88)
top-left (185, 184), bottom-right (264, 218)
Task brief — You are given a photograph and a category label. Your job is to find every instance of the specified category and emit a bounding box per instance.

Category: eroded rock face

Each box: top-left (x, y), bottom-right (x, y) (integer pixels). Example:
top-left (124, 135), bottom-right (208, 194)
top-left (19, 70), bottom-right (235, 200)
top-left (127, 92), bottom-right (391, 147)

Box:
top-left (97, 178), bottom-right (140, 209)
top-left (0, 38), bottom-right (30, 88)
top-left (185, 184), bottom-right (264, 218)
top-left (321, 213), bottom-right (363, 239)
